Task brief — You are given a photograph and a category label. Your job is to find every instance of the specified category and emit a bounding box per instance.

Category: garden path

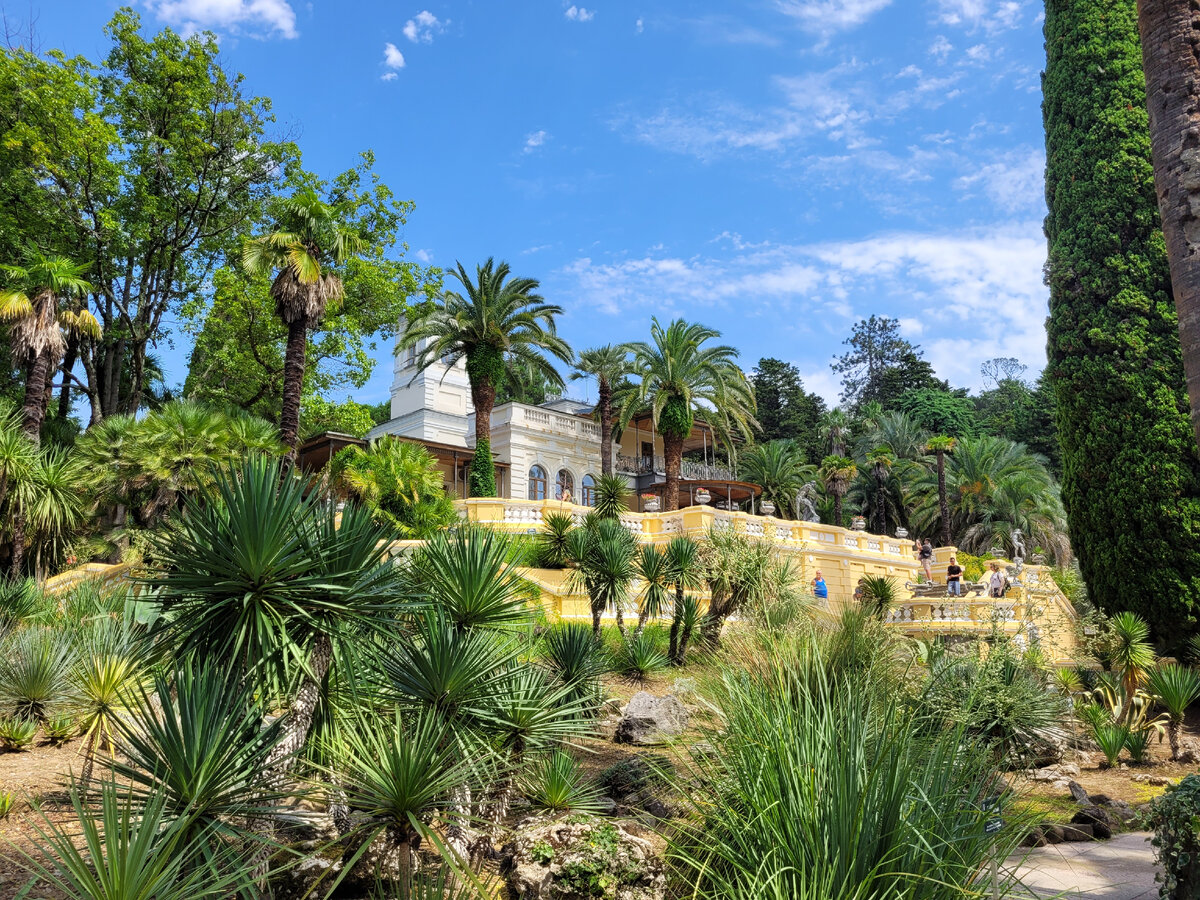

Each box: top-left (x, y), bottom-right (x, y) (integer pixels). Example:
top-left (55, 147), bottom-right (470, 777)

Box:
top-left (1008, 832), bottom-right (1160, 899)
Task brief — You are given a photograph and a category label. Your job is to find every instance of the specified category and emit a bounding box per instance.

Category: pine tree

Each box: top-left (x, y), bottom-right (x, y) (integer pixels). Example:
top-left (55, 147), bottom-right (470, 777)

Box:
top-left (1043, 0), bottom-right (1200, 640)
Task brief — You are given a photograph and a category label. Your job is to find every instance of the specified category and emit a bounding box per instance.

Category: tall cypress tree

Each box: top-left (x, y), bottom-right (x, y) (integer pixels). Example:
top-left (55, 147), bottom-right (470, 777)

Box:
top-left (1043, 0), bottom-right (1200, 641)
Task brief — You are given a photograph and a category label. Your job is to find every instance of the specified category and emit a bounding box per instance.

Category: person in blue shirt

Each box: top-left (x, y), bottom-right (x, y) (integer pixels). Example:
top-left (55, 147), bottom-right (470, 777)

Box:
top-left (812, 569), bottom-right (828, 601)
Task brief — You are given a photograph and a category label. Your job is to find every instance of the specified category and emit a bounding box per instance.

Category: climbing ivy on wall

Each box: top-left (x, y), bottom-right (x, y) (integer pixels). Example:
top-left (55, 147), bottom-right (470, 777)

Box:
top-left (1043, 0), bottom-right (1200, 642)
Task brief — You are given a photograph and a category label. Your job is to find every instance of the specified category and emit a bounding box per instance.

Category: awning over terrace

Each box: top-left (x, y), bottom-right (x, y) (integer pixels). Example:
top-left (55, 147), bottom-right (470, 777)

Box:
top-left (640, 478), bottom-right (763, 513)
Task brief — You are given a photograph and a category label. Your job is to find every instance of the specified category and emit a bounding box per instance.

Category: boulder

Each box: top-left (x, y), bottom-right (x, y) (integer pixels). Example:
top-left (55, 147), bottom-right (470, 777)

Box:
top-left (1067, 780), bottom-right (1090, 804)
top-left (614, 693), bottom-right (689, 745)
top-left (505, 816), bottom-right (665, 899)
top-left (1072, 807), bottom-right (1113, 840)
top-left (1131, 773), bottom-right (1174, 787)
top-left (1060, 823), bottom-right (1095, 842)
top-left (1041, 824), bottom-right (1065, 845)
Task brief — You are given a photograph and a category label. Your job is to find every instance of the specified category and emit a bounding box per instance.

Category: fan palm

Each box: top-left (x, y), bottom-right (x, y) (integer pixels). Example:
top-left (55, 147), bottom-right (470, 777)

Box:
top-left (1146, 664), bottom-right (1200, 761)
top-left (925, 435), bottom-right (957, 547)
top-left (819, 455), bottom-right (857, 529)
top-left (398, 258), bottom-right (572, 497)
top-left (663, 535), bottom-right (703, 664)
top-left (331, 436), bottom-right (458, 538)
top-left (739, 440), bottom-right (813, 518)
top-left (242, 190), bottom-right (366, 457)
top-left (819, 408), bottom-right (851, 456)
top-left (866, 448), bottom-right (895, 535)
top-left (572, 344), bottom-right (630, 476)
top-left (0, 252), bottom-right (97, 441)
top-left (621, 318), bottom-right (756, 511)
top-left (148, 456), bottom-right (410, 775)
top-left (565, 517), bottom-right (638, 637)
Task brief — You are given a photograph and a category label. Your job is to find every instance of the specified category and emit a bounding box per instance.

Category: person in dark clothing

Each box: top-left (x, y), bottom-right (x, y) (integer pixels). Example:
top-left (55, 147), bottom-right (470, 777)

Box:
top-left (919, 539), bottom-right (934, 582)
top-left (946, 555), bottom-right (963, 596)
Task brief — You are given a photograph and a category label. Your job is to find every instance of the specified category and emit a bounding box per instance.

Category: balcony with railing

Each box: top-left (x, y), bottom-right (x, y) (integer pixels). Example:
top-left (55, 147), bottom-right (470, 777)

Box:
top-left (474, 403), bottom-right (602, 442)
top-left (615, 454), bottom-right (734, 480)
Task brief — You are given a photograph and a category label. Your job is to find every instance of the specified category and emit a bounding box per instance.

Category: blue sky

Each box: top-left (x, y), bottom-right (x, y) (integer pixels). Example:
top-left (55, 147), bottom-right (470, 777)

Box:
top-left (35, 0), bottom-right (1048, 408)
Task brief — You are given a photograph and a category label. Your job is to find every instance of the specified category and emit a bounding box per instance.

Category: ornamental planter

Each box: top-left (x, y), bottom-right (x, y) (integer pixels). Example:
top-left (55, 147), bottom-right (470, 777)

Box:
top-left (694, 488), bottom-right (711, 505)
top-left (851, 516), bottom-right (866, 531)
top-left (643, 498), bottom-right (660, 513)
top-left (895, 527), bottom-right (908, 539)
top-left (760, 501), bottom-right (775, 516)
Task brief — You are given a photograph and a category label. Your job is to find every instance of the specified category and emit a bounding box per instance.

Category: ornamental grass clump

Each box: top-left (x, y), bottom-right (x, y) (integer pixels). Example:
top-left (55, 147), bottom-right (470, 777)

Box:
top-left (669, 635), bottom-right (1025, 899)
top-left (0, 625), bottom-right (78, 722)
top-left (613, 629), bottom-right (669, 683)
top-left (519, 749), bottom-right (604, 815)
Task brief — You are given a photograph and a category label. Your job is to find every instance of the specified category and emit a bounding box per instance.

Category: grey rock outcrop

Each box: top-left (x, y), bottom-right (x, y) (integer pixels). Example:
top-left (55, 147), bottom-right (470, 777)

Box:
top-left (614, 692), bottom-right (689, 745)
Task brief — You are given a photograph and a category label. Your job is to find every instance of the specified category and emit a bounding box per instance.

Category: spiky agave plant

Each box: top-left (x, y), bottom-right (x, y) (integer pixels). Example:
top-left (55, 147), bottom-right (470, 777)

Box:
top-left (614, 629), bottom-right (669, 683)
top-left (519, 749), bottom-right (605, 815)
top-left (1146, 663), bottom-right (1200, 761)
top-left (540, 622), bottom-right (608, 714)
top-left (0, 625), bottom-right (78, 721)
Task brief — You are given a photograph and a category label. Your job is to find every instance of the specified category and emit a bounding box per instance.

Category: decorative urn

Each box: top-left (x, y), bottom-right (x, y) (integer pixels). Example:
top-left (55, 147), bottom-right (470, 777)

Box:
top-left (760, 500), bottom-right (776, 516)
top-left (643, 497), bottom-right (660, 513)
top-left (895, 527), bottom-right (908, 539)
top-left (851, 516), bottom-right (867, 531)
top-left (694, 488), bottom-right (712, 505)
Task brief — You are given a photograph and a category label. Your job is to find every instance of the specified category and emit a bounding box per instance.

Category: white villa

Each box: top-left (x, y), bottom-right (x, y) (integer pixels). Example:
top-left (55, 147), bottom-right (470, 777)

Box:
top-left (349, 333), bottom-right (758, 512)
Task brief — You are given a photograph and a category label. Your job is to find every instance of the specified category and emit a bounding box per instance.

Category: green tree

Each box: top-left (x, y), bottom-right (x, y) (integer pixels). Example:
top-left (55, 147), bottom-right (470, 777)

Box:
top-left (832, 317), bottom-right (945, 409)
top-left (897, 389), bottom-right (976, 438)
top-left (1043, 0), bottom-right (1200, 639)
top-left (818, 408), bottom-right (851, 456)
top-left (819, 455), bottom-right (857, 528)
top-left (751, 358), bottom-right (826, 462)
top-left (866, 448), bottom-right (895, 536)
top-left (621, 318), bottom-right (756, 512)
top-left (738, 440), bottom-right (813, 519)
top-left (242, 190), bottom-right (366, 458)
top-left (399, 258), bottom-right (571, 497)
top-left (571, 345), bottom-right (631, 477)
top-left (0, 253), bottom-right (96, 440)
top-left (924, 435), bottom-right (956, 548)
top-left (329, 436), bottom-right (457, 538)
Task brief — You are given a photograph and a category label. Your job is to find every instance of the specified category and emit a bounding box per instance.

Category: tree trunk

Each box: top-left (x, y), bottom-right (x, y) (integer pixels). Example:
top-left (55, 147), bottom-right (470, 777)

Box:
top-left (1170, 719), bottom-right (1182, 761)
top-left (663, 431), bottom-right (684, 512)
top-left (264, 631), bottom-right (333, 783)
top-left (58, 337), bottom-right (78, 420)
top-left (598, 380), bottom-right (613, 477)
top-left (833, 491), bottom-right (843, 529)
top-left (591, 602), bottom-right (603, 639)
top-left (22, 351), bottom-right (50, 443)
top-left (10, 510), bottom-right (25, 578)
top-left (278, 317), bottom-right (309, 461)
top-left (936, 451), bottom-right (951, 547)
top-left (613, 601), bottom-right (628, 639)
top-left (668, 585), bottom-right (683, 663)
top-left (1138, 0), bottom-right (1200, 452)
top-left (874, 482), bottom-right (886, 535)
top-left (468, 375), bottom-right (497, 497)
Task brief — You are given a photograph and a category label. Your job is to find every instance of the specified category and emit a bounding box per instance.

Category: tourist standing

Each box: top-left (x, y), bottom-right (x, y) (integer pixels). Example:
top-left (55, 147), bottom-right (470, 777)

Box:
top-left (812, 569), bottom-right (828, 602)
top-left (946, 555), bottom-right (963, 596)
top-left (919, 539), bottom-right (934, 582)
top-left (987, 561), bottom-right (1006, 598)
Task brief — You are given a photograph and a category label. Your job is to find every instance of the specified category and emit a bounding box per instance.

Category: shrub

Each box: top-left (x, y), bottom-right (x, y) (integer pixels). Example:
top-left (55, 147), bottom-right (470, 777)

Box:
top-left (613, 629), bottom-right (669, 683)
top-left (0, 716), bottom-right (38, 750)
top-left (0, 626), bottom-right (77, 721)
top-left (0, 791), bottom-right (13, 819)
top-left (1149, 775), bottom-right (1200, 899)
top-left (1093, 721), bottom-right (1131, 769)
top-left (43, 713), bottom-right (76, 747)
top-left (541, 623), bottom-right (607, 714)
top-left (519, 750), bottom-right (605, 815)
top-left (597, 754), bottom-right (671, 800)
top-left (1124, 728), bottom-right (1152, 765)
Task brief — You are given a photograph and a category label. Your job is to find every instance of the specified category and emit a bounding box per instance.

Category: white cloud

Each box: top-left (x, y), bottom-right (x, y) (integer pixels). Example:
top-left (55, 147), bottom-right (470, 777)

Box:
top-left (144, 0), bottom-right (298, 38)
top-left (413, 249), bottom-right (434, 263)
top-left (929, 34), bottom-right (953, 62)
top-left (934, 0), bottom-right (1026, 33)
top-left (557, 223), bottom-right (1049, 393)
top-left (524, 130), bottom-right (549, 153)
top-left (381, 71), bottom-right (398, 81)
top-left (774, 0), bottom-right (893, 36)
top-left (954, 148), bottom-right (1045, 213)
top-left (383, 42), bottom-right (406, 72)
top-left (635, 16), bottom-right (644, 32)
top-left (403, 10), bottom-right (445, 43)
top-left (565, 5), bottom-right (595, 21)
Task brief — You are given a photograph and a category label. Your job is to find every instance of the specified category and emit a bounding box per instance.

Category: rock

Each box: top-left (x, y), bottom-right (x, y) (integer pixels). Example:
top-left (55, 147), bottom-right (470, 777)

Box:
top-left (1067, 780), bottom-right (1090, 804)
top-left (1060, 823), bottom-right (1095, 842)
top-left (597, 755), bottom-right (672, 800)
top-left (1030, 763), bottom-right (1081, 782)
top-left (670, 677), bottom-right (696, 698)
top-left (1020, 828), bottom-right (1047, 848)
top-left (271, 854), bottom-right (340, 900)
top-left (1087, 793), bottom-right (1113, 807)
top-left (1072, 807), bottom-right (1113, 840)
top-left (1050, 778), bottom-right (1071, 793)
top-left (642, 797), bottom-right (675, 819)
top-left (614, 693), bottom-right (689, 745)
top-left (1179, 748), bottom-right (1200, 765)
top-left (1041, 824), bottom-right (1065, 844)
top-left (595, 796), bottom-right (618, 817)
top-left (505, 815), bottom-right (665, 900)
top-left (1131, 774), bottom-right (1174, 786)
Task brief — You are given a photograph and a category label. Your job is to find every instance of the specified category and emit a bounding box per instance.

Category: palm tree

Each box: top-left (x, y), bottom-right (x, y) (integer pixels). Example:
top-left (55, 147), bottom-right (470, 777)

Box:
top-left (819, 455), bottom-right (857, 529)
top-left (925, 435), bottom-right (956, 547)
top-left (866, 448), bottom-right (894, 535)
top-left (738, 440), bottom-right (813, 518)
top-left (633, 544), bottom-right (669, 634)
top-left (857, 410), bottom-right (929, 461)
top-left (1146, 664), bottom-right (1200, 761)
top-left (1107, 611), bottom-right (1157, 724)
top-left (0, 252), bottom-right (96, 442)
top-left (242, 190), bottom-right (365, 459)
top-left (622, 318), bottom-right (756, 512)
top-left (571, 344), bottom-right (630, 476)
top-left (399, 258), bottom-right (572, 496)
top-left (330, 436), bottom-right (457, 538)
top-left (663, 535), bottom-right (703, 664)
top-left (818, 408), bottom-right (851, 456)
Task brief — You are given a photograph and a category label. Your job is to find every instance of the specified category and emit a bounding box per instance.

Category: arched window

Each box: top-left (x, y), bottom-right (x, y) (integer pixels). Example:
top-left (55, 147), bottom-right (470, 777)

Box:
top-left (581, 474), bottom-right (597, 507)
top-left (556, 469), bottom-right (574, 502)
top-left (528, 465), bottom-right (547, 501)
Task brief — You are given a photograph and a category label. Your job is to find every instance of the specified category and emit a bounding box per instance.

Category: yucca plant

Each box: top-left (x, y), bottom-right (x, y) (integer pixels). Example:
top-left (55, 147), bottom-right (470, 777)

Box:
top-left (112, 662), bottom-right (286, 850)
top-left (0, 715), bottom-right (38, 750)
top-left (592, 473), bottom-right (629, 521)
top-left (1107, 611), bottom-right (1157, 721)
top-left (61, 582), bottom-right (130, 624)
top-left (43, 712), bottom-right (75, 746)
top-left (674, 594), bottom-right (703, 666)
top-left (0, 790), bottom-right (13, 818)
top-left (613, 629), bottom-right (669, 683)
top-left (0, 625), bottom-right (77, 721)
top-left (663, 536), bottom-right (703, 664)
top-left (15, 779), bottom-right (249, 900)
top-left (633, 544), bottom-right (670, 634)
top-left (1093, 720), bottom-right (1131, 768)
top-left (1052, 666), bottom-right (1084, 697)
top-left (1124, 727), bottom-right (1153, 765)
top-left (540, 622), bottom-right (608, 714)
top-left (536, 513), bottom-right (575, 569)
top-left (408, 528), bottom-right (532, 632)
top-left (1146, 663), bottom-right (1200, 761)
top-left (0, 577), bottom-right (46, 632)
top-left (520, 749), bottom-right (605, 814)
top-left (565, 517), bottom-right (638, 638)
top-left (859, 574), bottom-right (897, 620)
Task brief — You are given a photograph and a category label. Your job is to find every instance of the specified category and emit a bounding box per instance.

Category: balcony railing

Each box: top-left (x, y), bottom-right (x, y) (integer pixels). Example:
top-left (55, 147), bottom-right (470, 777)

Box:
top-left (615, 454), bottom-right (734, 481)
